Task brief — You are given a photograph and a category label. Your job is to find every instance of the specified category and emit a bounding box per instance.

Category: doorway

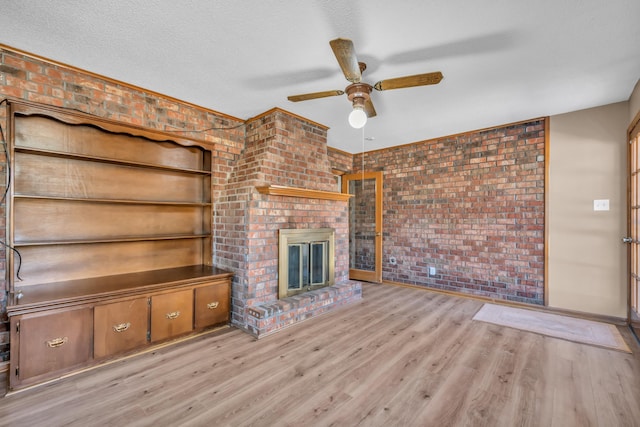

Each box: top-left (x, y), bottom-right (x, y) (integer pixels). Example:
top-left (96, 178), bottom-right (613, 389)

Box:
top-left (342, 171), bottom-right (383, 283)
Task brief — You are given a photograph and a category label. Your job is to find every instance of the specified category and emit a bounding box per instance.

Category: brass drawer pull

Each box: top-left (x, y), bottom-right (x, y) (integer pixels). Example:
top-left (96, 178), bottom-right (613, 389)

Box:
top-left (113, 322), bottom-right (131, 333)
top-left (207, 302), bottom-right (219, 310)
top-left (46, 337), bottom-right (68, 348)
top-left (166, 311), bottom-right (181, 320)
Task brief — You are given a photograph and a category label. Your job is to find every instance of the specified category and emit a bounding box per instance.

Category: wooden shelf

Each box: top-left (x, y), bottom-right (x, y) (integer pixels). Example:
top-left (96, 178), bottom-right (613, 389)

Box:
top-left (8, 99), bottom-right (215, 290)
top-left (256, 185), bottom-right (352, 201)
top-left (14, 234), bottom-right (211, 247)
top-left (15, 146), bottom-right (212, 175)
top-left (13, 194), bottom-right (212, 207)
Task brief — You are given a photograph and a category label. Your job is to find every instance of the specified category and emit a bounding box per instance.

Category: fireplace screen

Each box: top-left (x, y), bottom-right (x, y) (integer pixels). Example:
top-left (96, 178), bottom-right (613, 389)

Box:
top-left (287, 241), bottom-right (329, 290)
top-left (279, 229), bottom-right (335, 298)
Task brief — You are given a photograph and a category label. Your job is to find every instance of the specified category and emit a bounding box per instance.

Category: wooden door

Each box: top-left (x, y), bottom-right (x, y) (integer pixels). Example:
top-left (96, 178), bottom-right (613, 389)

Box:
top-left (94, 297), bottom-right (149, 359)
top-left (14, 308), bottom-right (93, 384)
top-left (150, 289), bottom-right (193, 342)
top-left (342, 171), bottom-right (383, 283)
top-left (194, 283), bottom-right (230, 329)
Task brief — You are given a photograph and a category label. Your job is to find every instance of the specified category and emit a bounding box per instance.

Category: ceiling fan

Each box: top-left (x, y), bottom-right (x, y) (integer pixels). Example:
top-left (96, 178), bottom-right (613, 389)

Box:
top-left (287, 38), bottom-right (443, 128)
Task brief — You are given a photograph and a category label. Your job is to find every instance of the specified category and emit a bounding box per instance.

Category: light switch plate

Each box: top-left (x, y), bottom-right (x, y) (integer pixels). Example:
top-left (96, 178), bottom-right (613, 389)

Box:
top-left (593, 199), bottom-right (610, 211)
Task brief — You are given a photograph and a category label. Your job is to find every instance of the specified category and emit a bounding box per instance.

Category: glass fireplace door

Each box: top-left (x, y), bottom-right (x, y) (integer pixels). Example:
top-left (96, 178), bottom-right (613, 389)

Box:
top-left (286, 241), bottom-right (329, 294)
top-left (279, 228), bottom-right (335, 298)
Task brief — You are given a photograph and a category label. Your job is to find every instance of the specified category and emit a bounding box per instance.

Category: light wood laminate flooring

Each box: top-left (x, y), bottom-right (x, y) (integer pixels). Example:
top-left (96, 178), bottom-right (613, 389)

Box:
top-left (1, 283), bottom-right (639, 426)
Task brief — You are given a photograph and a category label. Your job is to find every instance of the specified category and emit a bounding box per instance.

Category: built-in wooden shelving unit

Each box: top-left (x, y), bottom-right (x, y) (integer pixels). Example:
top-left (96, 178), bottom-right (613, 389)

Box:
top-left (5, 100), bottom-right (231, 390)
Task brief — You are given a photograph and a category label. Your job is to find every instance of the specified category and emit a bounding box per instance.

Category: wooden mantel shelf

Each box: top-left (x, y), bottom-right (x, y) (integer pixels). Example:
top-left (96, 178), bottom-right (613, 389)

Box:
top-left (255, 185), bottom-right (352, 201)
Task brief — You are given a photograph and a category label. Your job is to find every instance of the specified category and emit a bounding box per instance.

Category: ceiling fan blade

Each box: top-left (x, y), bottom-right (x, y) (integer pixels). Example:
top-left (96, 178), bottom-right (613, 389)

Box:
top-left (329, 38), bottom-right (362, 83)
top-left (287, 90), bottom-right (344, 102)
top-left (373, 71), bottom-right (443, 91)
top-left (364, 98), bottom-right (377, 118)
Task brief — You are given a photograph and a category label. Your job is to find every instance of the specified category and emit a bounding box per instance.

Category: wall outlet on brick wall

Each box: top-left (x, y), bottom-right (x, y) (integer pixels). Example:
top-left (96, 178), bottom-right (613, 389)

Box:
top-left (429, 267), bottom-right (436, 276)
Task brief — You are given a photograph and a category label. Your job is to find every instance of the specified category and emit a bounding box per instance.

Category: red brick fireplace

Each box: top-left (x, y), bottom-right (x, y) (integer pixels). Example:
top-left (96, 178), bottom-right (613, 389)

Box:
top-left (215, 108), bottom-right (362, 337)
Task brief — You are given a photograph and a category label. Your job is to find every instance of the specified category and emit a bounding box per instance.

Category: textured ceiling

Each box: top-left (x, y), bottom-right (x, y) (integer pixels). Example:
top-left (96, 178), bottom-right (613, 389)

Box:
top-left (1, 0), bottom-right (639, 153)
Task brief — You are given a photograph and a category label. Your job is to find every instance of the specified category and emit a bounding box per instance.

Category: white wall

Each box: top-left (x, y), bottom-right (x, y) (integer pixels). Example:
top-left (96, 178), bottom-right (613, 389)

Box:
top-left (548, 102), bottom-right (629, 318)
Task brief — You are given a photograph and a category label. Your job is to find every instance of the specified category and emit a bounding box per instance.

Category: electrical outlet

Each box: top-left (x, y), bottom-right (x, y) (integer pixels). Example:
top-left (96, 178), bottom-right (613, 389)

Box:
top-left (429, 266), bottom-right (436, 276)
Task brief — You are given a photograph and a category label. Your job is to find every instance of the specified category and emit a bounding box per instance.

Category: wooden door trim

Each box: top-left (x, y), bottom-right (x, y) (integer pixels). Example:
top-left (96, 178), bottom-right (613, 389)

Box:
top-left (628, 119), bottom-right (640, 328)
top-left (544, 117), bottom-right (550, 306)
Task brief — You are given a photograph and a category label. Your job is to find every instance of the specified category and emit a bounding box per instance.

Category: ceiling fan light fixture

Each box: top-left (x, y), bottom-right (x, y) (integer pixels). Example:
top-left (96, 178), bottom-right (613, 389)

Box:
top-left (349, 106), bottom-right (367, 128)
top-left (287, 39), bottom-right (442, 131)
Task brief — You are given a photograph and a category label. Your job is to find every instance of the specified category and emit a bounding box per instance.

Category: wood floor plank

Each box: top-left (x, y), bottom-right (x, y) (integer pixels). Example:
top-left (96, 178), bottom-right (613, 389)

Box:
top-left (494, 331), bottom-right (541, 426)
top-left (1, 283), bottom-right (639, 427)
top-left (587, 329), bottom-right (640, 427)
top-left (548, 340), bottom-right (599, 426)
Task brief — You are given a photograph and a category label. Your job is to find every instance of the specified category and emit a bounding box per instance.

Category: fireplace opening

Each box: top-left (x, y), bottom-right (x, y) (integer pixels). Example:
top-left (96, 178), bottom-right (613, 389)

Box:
top-left (279, 228), bottom-right (335, 298)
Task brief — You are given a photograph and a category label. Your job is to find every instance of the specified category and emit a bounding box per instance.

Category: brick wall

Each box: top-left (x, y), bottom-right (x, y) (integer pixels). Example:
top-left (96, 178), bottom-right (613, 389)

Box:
top-left (354, 120), bottom-right (546, 304)
top-left (0, 46), bottom-right (245, 362)
top-left (327, 146), bottom-right (354, 174)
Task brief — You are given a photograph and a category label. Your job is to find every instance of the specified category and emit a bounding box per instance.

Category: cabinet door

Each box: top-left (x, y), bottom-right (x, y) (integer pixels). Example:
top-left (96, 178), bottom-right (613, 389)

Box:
top-left (194, 283), bottom-right (229, 329)
top-left (150, 289), bottom-right (193, 342)
top-left (16, 308), bottom-right (93, 383)
top-left (94, 297), bottom-right (149, 359)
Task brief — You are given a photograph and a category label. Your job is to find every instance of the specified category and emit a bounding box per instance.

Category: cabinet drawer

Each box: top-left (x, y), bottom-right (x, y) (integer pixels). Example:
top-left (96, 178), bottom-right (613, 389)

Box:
top-left (194, 283), bottom-right (229, 329)
top-left (150, 289), bottom-right (193, 342)
top-left (16, 308), bottom-right (93, 381)
top-left (94, 297), bottom-right (149, 359)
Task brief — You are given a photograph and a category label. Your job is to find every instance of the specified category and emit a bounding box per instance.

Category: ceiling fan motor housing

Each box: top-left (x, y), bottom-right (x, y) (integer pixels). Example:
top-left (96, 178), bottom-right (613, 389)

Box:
top-left (346, 82), bottom-right (372, 109)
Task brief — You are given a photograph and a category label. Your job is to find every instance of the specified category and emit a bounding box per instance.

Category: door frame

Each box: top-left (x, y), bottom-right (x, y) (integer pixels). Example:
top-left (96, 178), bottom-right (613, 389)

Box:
top-left (342, 171), bottom-right (383, 283)
top-left (627, 111), bottom-right (640, 336)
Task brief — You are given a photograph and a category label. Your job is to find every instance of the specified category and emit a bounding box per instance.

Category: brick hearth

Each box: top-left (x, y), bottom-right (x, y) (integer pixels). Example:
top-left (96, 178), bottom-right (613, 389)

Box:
top-left (246, 281), bottom-right (362, 337)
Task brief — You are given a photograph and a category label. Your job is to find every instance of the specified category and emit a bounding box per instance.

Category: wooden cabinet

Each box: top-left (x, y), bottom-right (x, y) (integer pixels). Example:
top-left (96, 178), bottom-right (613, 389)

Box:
top-left (195, 283), bottom-right (231, 329)
top-left (94, 297), bottom-right (149, 359)
top-left (12, 308), bottom-right (93, 385)
top-left (151, 289), bottom-right (194, 342)
top-left (5, 101), bottom-right (233, 391)
top-left (9, 270), bottom-right (232, 390)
